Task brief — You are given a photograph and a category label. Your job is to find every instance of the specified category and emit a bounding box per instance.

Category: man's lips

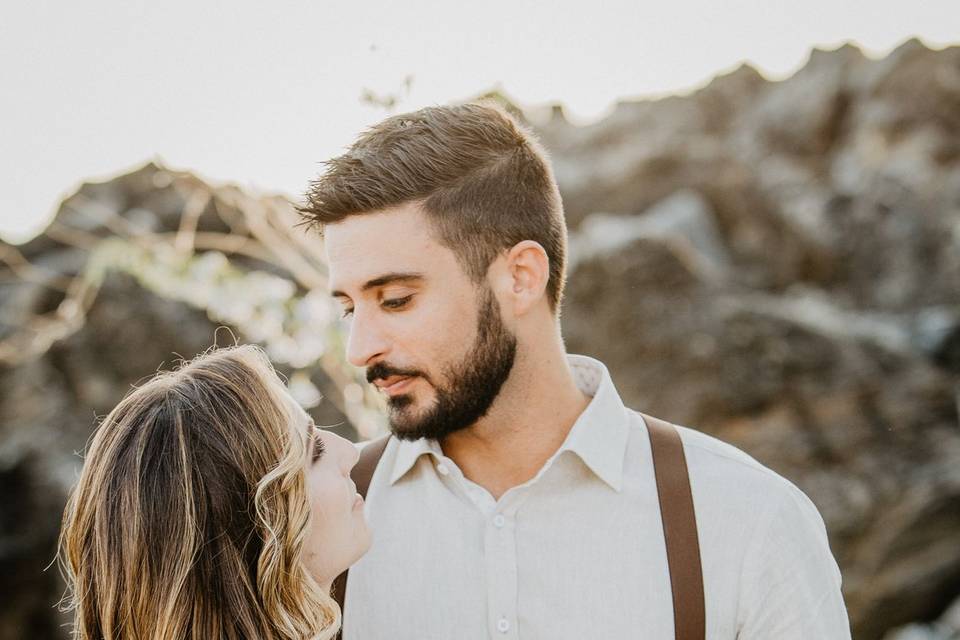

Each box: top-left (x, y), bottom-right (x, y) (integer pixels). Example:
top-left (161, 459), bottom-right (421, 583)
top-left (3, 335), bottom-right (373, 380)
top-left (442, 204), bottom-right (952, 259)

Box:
top-left (373, 375), bottom-right (416, 395)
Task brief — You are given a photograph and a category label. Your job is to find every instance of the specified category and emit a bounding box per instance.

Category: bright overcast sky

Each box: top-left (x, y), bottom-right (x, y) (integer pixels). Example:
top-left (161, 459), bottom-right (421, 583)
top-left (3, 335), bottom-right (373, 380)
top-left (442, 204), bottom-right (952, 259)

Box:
top-left (2, 0), bottom-right (958, 243)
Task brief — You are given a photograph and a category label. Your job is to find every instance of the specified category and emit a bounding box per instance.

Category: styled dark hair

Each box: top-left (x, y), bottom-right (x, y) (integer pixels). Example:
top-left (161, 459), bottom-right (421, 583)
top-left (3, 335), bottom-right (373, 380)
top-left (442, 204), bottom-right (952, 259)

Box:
top-left (299, 101), bottom-right (568, 313)
top-left (58, 345), bottom-right (340, 640)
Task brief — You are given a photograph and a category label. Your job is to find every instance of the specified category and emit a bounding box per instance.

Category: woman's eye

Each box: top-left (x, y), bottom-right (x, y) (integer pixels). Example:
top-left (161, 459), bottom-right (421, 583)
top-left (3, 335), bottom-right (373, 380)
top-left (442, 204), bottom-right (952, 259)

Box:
top-left (382, 295), bottom-right (413, 310)
top-left (340, 308), bottom-right (354, 319)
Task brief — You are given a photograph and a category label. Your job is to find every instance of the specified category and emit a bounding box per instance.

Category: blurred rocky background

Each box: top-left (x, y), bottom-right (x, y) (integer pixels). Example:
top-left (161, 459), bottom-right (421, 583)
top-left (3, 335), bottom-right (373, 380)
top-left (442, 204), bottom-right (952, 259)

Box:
top-left (1, 39), bottom-right (959, 639)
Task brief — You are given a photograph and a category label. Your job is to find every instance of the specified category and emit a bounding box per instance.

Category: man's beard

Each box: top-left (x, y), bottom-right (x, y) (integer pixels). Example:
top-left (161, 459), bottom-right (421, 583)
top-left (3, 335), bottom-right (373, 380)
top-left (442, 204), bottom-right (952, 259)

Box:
top-left (366, 285), bottom-right (517, 441)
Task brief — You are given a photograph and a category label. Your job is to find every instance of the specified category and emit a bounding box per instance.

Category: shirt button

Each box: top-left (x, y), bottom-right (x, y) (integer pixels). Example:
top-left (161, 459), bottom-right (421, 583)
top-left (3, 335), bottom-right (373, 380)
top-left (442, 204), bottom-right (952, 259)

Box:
top-left (493, 514), bottom-right (506, 528)
top-left (436, 463), bottom-right (449, 476)
top-left (497, 618), bottom-right (510, 633)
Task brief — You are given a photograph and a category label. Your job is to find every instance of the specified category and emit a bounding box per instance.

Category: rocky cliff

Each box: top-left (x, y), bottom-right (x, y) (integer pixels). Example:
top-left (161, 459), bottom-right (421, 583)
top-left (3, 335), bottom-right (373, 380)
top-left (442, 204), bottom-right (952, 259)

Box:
top-left (550, 39), bottom-right (960, 640)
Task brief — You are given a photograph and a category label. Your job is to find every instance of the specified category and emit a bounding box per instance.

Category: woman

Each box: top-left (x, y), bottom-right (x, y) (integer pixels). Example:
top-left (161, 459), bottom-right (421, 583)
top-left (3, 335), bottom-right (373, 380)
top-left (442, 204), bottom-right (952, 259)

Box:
top-left (58, 344), bottom-right (371, 639)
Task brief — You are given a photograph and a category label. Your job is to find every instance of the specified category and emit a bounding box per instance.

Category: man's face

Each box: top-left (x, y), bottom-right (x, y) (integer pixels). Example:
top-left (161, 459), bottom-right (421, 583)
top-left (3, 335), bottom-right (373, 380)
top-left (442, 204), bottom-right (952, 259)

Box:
top-left (325, 203), bottom-right (517, 440)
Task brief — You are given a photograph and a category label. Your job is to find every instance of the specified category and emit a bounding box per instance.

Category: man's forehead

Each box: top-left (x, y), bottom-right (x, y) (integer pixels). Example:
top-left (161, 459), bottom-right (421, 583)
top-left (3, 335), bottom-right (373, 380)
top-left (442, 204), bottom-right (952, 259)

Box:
top-left (323, 208), bottom-right (449, 295)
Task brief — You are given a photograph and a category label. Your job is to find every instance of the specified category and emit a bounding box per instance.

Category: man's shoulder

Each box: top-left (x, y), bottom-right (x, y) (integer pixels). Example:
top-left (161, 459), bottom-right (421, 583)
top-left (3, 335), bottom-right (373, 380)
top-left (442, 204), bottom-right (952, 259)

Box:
top-left (352, 436), bottom-right (394, 481)
top-left (627, 410), bottom-right (820, 517)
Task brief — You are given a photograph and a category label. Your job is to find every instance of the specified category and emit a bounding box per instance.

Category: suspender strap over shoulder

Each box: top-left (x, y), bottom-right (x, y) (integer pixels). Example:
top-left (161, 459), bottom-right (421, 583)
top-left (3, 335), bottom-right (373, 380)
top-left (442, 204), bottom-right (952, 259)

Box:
top-left (642, 413), bottom-right (706, 640)
top-left (332, 434), bottom-right (391, 618)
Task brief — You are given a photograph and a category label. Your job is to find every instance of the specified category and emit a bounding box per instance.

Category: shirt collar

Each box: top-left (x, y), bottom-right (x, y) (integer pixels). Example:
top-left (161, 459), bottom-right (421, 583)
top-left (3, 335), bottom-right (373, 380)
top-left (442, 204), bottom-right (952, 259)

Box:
top-left (558, 354), bottom-right (631, 491)
top-left (388, 353), bottom-right (631, 491)
top-left (389, 435), bottom-right (443, 485)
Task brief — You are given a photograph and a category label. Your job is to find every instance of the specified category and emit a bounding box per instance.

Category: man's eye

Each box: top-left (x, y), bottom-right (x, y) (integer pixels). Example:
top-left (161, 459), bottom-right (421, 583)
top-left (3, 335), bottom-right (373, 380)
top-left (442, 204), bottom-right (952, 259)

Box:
top-left (382, 295), bottom-right (413, 310)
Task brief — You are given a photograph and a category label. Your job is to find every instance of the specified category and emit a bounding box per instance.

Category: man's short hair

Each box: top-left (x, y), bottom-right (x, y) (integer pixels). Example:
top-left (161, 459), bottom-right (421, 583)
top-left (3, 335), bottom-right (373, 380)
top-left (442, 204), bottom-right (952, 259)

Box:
top-left (298, 101), bottom-right (567, 314)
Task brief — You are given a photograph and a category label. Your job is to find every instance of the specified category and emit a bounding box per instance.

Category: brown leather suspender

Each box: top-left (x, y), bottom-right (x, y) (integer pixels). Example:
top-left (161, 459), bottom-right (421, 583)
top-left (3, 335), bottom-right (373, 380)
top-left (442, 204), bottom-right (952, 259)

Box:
top-left (642, 413), bottom-right (706, 640)
top-left (331, 416), bottom-right (705, 640)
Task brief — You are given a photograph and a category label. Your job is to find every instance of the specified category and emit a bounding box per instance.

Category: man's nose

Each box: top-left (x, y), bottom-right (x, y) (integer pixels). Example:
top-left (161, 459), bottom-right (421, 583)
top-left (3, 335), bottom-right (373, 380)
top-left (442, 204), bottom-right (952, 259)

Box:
top-left (345, 309), bottom-right (389, 368)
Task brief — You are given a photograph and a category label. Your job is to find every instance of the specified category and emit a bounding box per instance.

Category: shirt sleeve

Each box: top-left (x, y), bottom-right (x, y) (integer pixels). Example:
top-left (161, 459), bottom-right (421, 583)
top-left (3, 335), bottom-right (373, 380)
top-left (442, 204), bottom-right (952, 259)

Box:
top-left (736, 480), bottom-right (852, 639)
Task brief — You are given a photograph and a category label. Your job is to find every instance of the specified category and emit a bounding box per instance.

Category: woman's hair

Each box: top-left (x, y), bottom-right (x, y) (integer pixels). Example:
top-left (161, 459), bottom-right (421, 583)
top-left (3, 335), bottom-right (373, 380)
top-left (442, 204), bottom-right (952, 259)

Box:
top-left (58, 345), bottom-right (340, 640)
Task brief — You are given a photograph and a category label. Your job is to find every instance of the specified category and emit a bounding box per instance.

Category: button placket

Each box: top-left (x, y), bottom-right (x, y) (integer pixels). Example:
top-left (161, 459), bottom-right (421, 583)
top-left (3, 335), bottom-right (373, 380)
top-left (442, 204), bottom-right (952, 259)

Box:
top-left (485, 500), bottom-right (519, 639)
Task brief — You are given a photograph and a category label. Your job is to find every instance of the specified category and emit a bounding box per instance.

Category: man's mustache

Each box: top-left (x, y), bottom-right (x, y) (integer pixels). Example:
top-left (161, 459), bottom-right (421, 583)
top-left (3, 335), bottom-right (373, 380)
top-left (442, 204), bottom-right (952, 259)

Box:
top-left (366, 362), bottom-right (426, 385)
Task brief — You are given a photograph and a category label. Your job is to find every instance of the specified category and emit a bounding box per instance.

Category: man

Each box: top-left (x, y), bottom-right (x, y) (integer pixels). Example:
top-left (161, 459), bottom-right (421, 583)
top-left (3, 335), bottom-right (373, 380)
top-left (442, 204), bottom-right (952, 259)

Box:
top-left (298, 102), bottom-right (851, 639)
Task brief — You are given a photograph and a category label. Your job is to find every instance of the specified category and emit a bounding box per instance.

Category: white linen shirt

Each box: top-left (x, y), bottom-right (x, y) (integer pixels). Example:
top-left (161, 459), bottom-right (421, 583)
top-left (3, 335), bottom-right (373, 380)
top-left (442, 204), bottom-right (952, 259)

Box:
top-left (343, 354), bottom-right (851, 639)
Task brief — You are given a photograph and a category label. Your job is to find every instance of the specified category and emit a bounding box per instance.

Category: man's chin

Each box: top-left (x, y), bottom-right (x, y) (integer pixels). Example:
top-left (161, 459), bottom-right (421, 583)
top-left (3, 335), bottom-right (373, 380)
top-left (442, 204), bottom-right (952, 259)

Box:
top-left (387, 419), bottom-right (431, 441)
top-left (386, 405), bottom-right (460, 442)
top-left (388, 425), bottom-right (426, 441)
top-left (386, 401), bottom-right (427, 440)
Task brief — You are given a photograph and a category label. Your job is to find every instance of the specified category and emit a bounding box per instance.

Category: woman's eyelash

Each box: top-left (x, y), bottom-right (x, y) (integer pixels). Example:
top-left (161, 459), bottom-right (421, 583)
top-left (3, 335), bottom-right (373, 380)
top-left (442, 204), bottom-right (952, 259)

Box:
top-left (312, 429), bottom-right (326, 462)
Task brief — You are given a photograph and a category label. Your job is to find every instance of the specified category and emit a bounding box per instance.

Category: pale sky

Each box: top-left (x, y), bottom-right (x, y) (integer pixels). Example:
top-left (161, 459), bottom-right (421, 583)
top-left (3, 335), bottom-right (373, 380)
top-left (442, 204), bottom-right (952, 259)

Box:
top-left (2, 0), bottom-right (958, 243)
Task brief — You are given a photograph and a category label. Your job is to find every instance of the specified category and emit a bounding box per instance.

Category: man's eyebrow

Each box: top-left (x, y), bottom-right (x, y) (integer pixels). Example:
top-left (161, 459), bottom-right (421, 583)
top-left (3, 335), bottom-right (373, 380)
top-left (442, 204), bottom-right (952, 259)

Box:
top-left (330, 272), bottom-right (426, 299)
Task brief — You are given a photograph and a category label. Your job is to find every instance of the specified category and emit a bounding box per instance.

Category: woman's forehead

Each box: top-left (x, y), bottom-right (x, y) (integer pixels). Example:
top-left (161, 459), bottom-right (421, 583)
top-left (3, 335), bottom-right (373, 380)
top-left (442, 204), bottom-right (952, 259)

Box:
top-left (279, 390), bottom-right (312, 427)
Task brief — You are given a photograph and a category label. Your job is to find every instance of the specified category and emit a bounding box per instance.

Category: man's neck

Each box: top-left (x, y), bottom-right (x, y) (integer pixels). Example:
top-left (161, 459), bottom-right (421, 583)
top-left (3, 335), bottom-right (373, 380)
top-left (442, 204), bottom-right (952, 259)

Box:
top-left (439, 350), bottom-right (592, 500)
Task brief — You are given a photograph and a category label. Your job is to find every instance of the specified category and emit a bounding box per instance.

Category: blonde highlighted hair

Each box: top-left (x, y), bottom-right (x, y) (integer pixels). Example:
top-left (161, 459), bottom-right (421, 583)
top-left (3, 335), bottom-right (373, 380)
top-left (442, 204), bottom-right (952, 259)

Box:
top-left (58, 345), bottom-right (340, 639)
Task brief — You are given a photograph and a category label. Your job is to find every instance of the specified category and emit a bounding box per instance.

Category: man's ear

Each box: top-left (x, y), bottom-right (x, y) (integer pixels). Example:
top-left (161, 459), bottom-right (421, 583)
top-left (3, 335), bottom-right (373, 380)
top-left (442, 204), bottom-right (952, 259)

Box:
top-left (501, 240), bottom-right (550, 316)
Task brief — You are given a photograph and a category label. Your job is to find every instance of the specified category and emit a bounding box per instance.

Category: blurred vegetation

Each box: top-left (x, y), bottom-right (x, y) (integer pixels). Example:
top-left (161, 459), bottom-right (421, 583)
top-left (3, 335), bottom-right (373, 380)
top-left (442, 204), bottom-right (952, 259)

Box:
top-left (0, 173), bottom-right (387, 438)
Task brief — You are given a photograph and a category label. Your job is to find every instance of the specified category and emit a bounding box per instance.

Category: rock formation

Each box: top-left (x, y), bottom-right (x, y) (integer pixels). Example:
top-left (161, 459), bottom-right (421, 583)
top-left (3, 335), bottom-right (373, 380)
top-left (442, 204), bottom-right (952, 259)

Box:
top-left (550, 39), bottom-right (960, 639)
top-left (1, 38), bottom-right (958, 639)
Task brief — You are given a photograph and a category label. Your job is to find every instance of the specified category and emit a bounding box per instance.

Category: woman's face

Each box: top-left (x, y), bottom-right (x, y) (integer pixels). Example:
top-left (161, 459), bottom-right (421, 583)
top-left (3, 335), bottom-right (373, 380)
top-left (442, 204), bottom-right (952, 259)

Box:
top-left (288, 397), bottom-right (371, 588)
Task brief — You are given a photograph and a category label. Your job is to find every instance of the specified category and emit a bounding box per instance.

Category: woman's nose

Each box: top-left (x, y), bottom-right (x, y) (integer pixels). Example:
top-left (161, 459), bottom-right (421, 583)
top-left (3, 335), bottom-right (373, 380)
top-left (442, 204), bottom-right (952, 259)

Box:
top-left (326, 431), bottom-right (360, 472)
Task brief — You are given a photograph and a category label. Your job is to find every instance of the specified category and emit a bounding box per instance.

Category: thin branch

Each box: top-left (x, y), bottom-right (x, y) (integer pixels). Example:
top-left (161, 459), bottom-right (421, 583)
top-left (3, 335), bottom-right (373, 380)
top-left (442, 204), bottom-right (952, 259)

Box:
top-left (0, 243), bottom-right (74, 292)
top-left (62, 194), bottom-right (142, 240)
top-left (219, 191), bottom-right (327, 290)
top-left (264, 198), bottom-right (328, 274)
top-left (174, 188), bottom-right (211, 254)
top-left (45, 220), bottom-right (105, 251)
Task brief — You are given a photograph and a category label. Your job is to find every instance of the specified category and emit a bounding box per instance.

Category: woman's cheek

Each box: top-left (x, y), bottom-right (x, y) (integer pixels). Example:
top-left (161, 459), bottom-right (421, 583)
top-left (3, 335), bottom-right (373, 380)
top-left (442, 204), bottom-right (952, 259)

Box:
top-left (306, 472), bottom-right (327, 526)
top-left (310, 469), bottom-right (345, 523)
